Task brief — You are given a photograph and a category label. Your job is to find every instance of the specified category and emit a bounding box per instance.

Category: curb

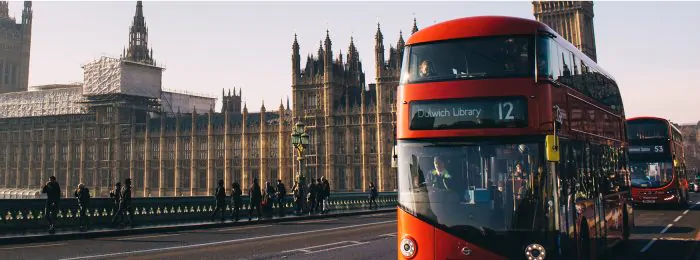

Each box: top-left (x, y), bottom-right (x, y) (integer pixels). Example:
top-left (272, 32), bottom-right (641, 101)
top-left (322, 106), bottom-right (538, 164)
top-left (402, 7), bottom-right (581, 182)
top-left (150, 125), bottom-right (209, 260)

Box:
top-left (0, 208), bottom-right (397, 246)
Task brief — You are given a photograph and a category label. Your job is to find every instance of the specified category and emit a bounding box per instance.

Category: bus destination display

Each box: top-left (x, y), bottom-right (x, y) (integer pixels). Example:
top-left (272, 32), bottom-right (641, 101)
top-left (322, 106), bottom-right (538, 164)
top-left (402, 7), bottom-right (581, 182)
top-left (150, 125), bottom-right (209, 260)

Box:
top-left (409, 97), bottom-right (527, 130)
top-left (629, 144), bottom-right (668, 154)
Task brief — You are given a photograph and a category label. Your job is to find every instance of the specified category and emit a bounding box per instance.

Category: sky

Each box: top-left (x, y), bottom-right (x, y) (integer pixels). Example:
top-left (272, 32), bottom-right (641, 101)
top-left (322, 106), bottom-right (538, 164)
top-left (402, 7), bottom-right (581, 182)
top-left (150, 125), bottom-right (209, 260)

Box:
top-left (7, 1), bottom-right (700, 124)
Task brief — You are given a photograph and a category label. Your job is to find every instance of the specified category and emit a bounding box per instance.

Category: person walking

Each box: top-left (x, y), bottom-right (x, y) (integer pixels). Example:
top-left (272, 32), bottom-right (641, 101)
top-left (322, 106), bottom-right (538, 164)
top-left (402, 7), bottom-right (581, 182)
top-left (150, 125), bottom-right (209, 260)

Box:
top-left (248, 178), bottom-right (262, 221)
top-left (276, 179), bottom-right (287, 217)
top-left (230, 182), bottom-right (242, 221)
top-left (369, 182), bottom-right (378, 210)
top-left (109, 182), bottom-right (122, 216)
top-left (74, 183), bottom-right (91, 231)
top-left (211, 179), bottom-right (226, 222)
top-left (41, 176), bottom-right (61, 234)
top-left (306, 179), bottom-right (318, 215)
top-left (320, 176), bottom-right (331, 214)
top-left (112, 178), bottom-right (134, 228)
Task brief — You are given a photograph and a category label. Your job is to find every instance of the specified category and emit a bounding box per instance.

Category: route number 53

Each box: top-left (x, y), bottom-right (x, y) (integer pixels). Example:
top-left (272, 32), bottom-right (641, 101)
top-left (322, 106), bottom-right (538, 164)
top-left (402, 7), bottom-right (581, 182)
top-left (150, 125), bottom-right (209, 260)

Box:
top-left (654, 146), bottom-right (664, 152)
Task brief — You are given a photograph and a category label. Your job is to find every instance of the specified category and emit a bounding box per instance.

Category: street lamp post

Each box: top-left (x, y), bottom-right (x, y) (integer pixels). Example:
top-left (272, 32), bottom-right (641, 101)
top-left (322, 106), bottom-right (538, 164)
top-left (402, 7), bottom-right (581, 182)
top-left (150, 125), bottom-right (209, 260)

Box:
top-left (291, 122), bottom-right (310, 187)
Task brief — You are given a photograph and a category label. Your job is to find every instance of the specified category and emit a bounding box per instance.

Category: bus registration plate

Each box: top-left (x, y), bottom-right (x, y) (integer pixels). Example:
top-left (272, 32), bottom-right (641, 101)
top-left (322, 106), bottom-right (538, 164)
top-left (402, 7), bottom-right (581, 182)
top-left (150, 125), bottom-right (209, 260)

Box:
top-left (642, 200), bottom-right (655, 203)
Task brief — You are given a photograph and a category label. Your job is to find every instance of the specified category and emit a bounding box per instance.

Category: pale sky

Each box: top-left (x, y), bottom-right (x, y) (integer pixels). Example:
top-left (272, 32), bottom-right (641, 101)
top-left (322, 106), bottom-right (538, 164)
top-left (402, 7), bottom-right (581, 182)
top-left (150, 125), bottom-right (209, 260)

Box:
top-left (7, 1), bottom-right (700, 124)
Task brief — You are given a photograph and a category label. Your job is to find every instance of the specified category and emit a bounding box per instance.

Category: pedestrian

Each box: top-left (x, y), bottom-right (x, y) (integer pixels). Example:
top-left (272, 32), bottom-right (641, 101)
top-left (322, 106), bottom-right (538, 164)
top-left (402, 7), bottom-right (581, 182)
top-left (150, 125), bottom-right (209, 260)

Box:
top-left (109, 182), bottom-right (122, 216)
top-left (211, 179), bottom-right (226, 222)
top-left (264, 181), bottom-right (275, 218)
top-left (369, 182), bottom-right (378, 210)
top-left (248, 178), bottom-right (262, 221)
top-left (321, 176), bottom-right (331, 214)
top-left (276, 179), bottom-right (287, 217)
top-left (41, 176), bottom-right (61, 234)
top-left (74, 183), bottom-right (91, 231)
top-left (291, 180), bottom-right (301, 215)
top-left (112, 178), bottom-right (134, 228)
top-left (230, 182), bottom-right (242, 221)
top-left (307, 179), bottom-right (318, 215)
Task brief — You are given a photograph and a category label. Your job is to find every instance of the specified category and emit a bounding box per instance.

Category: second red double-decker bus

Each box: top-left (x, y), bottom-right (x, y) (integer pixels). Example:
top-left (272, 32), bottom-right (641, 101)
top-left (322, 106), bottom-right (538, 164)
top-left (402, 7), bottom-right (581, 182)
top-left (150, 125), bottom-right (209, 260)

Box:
top-left (396, 16), bottom-right (633, 260)
top-left (627, 117), bottom-right (689, 208)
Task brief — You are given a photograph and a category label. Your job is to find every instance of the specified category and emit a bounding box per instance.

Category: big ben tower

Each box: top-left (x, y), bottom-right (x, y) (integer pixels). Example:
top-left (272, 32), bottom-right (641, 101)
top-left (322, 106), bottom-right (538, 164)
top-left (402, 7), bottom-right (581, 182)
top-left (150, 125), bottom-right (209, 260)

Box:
top-left (533, 1), bottom-right (597, 62)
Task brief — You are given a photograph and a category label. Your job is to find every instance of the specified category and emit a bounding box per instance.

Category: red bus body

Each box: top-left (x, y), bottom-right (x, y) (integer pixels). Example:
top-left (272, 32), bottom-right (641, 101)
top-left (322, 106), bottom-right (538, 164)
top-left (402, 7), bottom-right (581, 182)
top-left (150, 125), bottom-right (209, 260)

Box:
top-left (627, 116), bottom-right (689, 207)
top-left (396, 16), bottom-right (633, 260)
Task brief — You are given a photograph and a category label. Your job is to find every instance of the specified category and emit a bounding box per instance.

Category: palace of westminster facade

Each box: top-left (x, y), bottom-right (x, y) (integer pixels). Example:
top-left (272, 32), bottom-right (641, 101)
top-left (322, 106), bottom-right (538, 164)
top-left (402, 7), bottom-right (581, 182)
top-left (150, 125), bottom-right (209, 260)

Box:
top-left (0, 1), bottom-right (601, 197)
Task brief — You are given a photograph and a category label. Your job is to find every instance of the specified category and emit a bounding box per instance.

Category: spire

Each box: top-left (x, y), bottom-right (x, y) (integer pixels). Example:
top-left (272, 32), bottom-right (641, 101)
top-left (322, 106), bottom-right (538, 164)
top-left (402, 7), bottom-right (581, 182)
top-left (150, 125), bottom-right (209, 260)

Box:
top-left (292, 33), bottom-right (300, 52)
top-left (0, 1), bottom-right (8, 18)
top-left (375, 23), bottom-right (384, 42)
top-left (412, 17), bottom-right (419, 34)
top-left (397, 31), bottom-right (405, 48)
top-left (324, 29), bottom-right (332, 52)
top-left (124, 1), bottom-right (155, 65)
top-left (286, 96), bottom-right (290, 110)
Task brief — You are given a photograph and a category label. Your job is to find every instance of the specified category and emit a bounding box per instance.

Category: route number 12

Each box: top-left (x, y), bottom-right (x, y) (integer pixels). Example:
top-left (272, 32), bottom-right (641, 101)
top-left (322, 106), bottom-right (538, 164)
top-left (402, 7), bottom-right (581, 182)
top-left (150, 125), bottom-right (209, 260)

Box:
top-left (498, 102), bottom-right (515, 120)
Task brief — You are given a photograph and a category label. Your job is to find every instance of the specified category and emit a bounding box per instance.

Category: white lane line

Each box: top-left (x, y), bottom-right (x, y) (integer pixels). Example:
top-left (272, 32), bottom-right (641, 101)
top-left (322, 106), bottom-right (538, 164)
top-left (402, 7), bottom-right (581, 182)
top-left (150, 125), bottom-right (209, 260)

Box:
top-left (640, 238), bottom-right (658, 253)
top-left (683, 209), bottom-right (690, 215)
top-left (58, 220), bottom-right (397, 260)
top-left (660, 224), bottom-right (673, 234)
top-left (281, 241), bottom-right (351, 253)
top-left (673, 216), bottom-right (683, 223)
top-left (378, 232), bottom-right (397, 237)
top-left (0, 243), bottom-right (67, 250)
top-left (305, 241), bottom-right (369, 254)
top-left (117, 233), bottom-right (179, 241)
top-left (359, 213), bottom-right (392, 218)
top-left (291, 218), bottom-right (338, 224)
top-left (217, 225), bottom-right (272, 232)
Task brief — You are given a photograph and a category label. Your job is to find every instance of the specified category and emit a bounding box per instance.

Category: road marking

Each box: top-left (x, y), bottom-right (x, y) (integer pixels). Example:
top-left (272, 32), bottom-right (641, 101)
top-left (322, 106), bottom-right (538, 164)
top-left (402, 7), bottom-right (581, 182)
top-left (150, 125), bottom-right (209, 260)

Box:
top-left (656, 237), bottom-right (697, 241)
top-left (217, 225), bottom-right (272, 232)
top-left (674, 216), bottom-right (683, 223)
top-left (0, 243), bottom-right (67, 250)
top-left (640, 238), bottom-right (658, 253)
top-left (306, 241), bottom-right (369, 254)
top-left (281, 241), bottom-right (349, 254)
top-left (660, 224), bottom-right (673, 234)
top-left (117, 233), bottom-right (179, 241)
top-left (683, 209), bottom-right (690, 215)
top-left (58, 220), bottom-right (397, 260)
top-left (359, 213), bottom-right (392, 218)
top-left (291, 218), bottom-right (338, 224)
top-left (379, 232), bottom-right (397, 237)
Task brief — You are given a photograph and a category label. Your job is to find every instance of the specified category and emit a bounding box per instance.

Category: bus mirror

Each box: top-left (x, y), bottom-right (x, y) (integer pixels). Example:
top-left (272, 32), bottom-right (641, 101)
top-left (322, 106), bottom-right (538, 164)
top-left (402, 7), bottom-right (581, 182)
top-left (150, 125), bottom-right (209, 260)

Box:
top-left (545, 135), bottom-right (560, 162)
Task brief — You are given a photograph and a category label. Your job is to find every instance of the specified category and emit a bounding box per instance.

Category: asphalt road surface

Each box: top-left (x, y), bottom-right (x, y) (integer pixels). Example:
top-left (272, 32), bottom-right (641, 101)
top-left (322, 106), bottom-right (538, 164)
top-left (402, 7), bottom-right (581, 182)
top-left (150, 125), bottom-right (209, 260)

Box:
top-left (3, 194), bottom-right (700, 260)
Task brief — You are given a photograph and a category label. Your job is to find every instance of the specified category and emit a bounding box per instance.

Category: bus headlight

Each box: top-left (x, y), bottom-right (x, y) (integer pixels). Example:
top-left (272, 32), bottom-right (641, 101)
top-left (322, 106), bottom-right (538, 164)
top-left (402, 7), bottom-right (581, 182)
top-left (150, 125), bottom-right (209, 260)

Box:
top-left (400, 236), bottom-right (417, 258)
top-left (525, 243), bottom-right (546, 260)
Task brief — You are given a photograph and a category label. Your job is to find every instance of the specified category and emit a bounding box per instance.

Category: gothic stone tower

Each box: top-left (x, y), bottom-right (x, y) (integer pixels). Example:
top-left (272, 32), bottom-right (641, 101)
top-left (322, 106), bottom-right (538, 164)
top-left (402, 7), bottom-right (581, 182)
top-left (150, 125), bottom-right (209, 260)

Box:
top-left (121, 1), bottom-right (156, 66)
top-left (291, 20), bottom-right (417, 192)
top-left (533, 1), bottom-right (597, 62)
top-left (221, 88), bottom-right (242, 114)
top-left (0, 1), bottom-right (32, 94)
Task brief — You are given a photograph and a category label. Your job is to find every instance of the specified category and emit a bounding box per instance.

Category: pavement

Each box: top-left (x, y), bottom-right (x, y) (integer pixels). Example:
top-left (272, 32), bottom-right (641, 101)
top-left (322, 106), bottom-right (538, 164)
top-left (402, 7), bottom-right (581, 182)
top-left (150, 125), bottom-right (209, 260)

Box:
top-left (3, 193), bottom-right (700, 259)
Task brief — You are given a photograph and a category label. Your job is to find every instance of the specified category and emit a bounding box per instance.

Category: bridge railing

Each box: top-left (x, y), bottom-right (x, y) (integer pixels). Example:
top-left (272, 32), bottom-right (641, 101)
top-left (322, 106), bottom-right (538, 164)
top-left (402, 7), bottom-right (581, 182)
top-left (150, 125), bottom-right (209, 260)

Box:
top-left (0, 192), bottom-right (398, 234)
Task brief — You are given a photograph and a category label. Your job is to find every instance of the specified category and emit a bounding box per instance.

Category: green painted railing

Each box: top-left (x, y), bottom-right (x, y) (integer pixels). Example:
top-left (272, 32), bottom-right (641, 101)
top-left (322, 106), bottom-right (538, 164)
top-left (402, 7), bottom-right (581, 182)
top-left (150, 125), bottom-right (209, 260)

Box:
top-left (0, 192), bottom-right (397, 234)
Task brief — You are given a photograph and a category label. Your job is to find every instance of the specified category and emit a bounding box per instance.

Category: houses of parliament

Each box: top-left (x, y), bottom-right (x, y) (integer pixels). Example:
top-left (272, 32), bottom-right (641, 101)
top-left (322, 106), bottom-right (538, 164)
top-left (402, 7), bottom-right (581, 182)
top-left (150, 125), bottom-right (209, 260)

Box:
top-left (0, 1), bottom-right (604, 197)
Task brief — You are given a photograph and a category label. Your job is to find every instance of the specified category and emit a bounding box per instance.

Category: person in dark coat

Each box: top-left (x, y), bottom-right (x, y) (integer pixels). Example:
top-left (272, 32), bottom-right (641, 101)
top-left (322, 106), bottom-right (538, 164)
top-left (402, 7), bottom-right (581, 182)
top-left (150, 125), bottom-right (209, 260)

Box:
top-left (248, 178), bottom-right (262, 221)
top-left (369, 182), bottom-right (378, 210)
top-left (307, 179), bottom-right (318, 215)
top-left (264, 181), bottom-right (276, 218)
top-left (276, 179), bottom-right (287, 217)
top-left (41, 176), bottom-right (61, 233)
top-left (112, 178), bottom-right (134, 228)
top-left (320, 176), bottom-right (331, 214)
top-left (74, 183), bottom-right (91, 231)
top-left (211, 179), bottom-right (226, 222)
top-left (109, 182), bottom-right (122, 216)
top-left (230, 182), bottom-right (242, 221)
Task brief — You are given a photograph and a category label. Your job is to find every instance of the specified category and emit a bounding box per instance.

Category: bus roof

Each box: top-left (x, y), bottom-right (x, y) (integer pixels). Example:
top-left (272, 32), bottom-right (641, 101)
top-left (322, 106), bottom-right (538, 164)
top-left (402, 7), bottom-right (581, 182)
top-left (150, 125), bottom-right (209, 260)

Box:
top-left (627, 116), bottom-right (682, 136)
top-left (406, 16), bottom-right (615, 81)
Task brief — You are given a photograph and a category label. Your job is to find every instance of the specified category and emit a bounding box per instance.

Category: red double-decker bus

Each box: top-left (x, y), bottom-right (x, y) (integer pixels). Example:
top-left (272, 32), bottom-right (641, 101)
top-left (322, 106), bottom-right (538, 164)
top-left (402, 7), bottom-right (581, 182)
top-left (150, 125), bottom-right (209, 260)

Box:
top-left (627, 117), bottom-right (689, 208)
top-left (396, 16), bottom-right (633, 260)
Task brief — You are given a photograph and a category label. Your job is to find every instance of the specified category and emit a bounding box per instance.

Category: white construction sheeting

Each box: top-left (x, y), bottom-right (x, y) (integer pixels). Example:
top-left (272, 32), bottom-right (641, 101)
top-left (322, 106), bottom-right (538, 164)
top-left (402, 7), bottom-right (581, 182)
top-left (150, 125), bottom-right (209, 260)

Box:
top-left (0, 87), bottom-right (86, 118)
top-left (82, 56), bottom-right (163, 99)
top-left (161, 91), bottom-right (216, 114)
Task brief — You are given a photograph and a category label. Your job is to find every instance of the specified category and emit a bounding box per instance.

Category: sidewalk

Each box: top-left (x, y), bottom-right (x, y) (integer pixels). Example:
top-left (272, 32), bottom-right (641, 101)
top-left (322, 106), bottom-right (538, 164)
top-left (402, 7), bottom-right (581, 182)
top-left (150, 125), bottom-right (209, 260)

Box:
top-left (0, 207), bottom-right (396, 245)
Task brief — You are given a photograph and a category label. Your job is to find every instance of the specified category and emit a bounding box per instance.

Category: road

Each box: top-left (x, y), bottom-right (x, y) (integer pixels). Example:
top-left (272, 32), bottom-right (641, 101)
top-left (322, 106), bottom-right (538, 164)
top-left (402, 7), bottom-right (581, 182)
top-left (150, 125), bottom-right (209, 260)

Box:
top-left (3, 194), bottom-right (700, 260)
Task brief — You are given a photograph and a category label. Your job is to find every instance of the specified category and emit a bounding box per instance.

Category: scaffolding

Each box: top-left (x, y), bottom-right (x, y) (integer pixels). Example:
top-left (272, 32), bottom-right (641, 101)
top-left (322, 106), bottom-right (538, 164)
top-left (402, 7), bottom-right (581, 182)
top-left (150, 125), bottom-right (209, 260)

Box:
top-left (0, 87), bottom-right (87, 118)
